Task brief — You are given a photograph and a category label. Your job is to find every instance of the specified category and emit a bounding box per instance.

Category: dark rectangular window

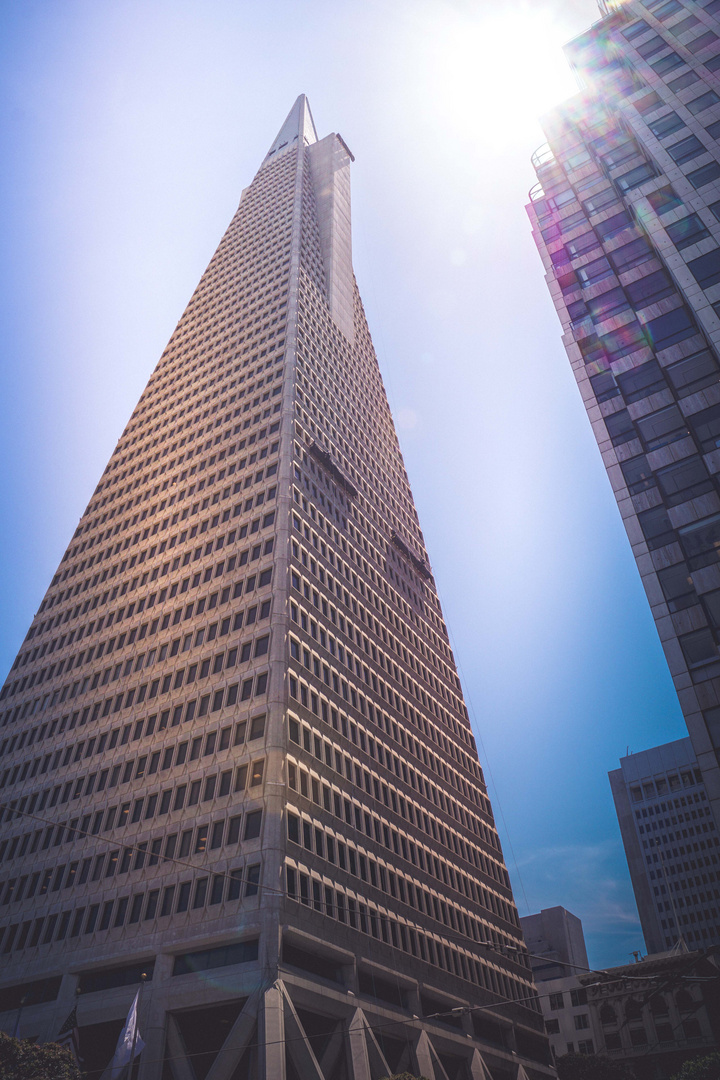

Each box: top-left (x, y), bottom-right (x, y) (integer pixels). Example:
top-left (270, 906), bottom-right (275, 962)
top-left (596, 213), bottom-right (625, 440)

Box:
top-left (647, 186), bottom-right (683, 215)
top-left (648, 112), bottom-right (685, 138)
top-left (610, 237), bottom-right (654, 273)
top-left (637, 34), bottom-right (667, 59)
top-left (680, 513), bottom-right (720, 570)
top-left (680, 628), bottom-right (717, 667)
top-left (244, 810), bottom-right (262, 840)
top-left (657, 562), bottom-right (697, 612)
top-left (668, 70), bottom-right (700, 92)
top-left (624, 20), bottom-right (651, 40)
top-left (228, 815), bottom-right (242, 844)
top-left (667, 134), bottom-right (706, 164)
top-left (583, 188), bottom-right (620, 216)
top-left (688, 30), bottom-right (719, 54)
top-left (605, 410), bottom-right (636, 447)
top-left (688, 249), bottom-right (720, 290)
top-left (635, 89), bottom-right (662, 112)
top-left (650, 52), bottom-right (685, 77)
top-left (636, 404), bottom-right (689, 450)
top-left (565, 232), bottom-right (600, 259)
top-left (666, 349), bottom-right (719, 398)
top-left (688, 161), bottom-right (720, 188)
top-left (616, 162), bottom-right (658, 191)
top-left (587, 287), bottom-right (629, 320)
top-left (688, 90), bottom-right (720, 114)
top-left (665, 215), bottom-right (710, 251)
top-left (625, 269), bottom-right (675, 307)
top-left (653, 0), bottom-right (682, 18)
top-left (576, 256), bottom-right (614, 287)
top-left (589, 370), bottom-right (620, 404)
top-left (656, 456), bottom-right (713, 506)
top-left (172, 939), bottom-right (258, 976)
top-left (645, 308), bottom-right (696, 351)
top-left (689, 403), bottom-right (720, 453)
top-left (638, 505), bottom-right (675, 549)
top-left (568, 298), bottom-right (589, 322)
top-left (595, 210), bottom-right (633, 241)
top-left (616, 359), bottom-right (667, 403)
top-left (620, 455), bottom-right (656, 495)
top-left (601, 322), bottom-right (648, 360)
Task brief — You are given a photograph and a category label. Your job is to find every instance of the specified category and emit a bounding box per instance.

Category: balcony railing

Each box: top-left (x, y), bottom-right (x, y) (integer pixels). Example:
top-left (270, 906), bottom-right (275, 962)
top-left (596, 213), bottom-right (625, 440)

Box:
top-left (531, 143), bottom-right (555, 171)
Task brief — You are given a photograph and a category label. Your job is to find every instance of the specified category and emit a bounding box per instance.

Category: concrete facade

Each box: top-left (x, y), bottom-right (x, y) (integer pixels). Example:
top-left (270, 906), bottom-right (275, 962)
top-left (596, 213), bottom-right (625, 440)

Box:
top-left (0, 97), bottom-right (552, 1079)
top-left (520, 907), bottom-right (589, 983)
top-left (528, 0), bottom-right (720, 951)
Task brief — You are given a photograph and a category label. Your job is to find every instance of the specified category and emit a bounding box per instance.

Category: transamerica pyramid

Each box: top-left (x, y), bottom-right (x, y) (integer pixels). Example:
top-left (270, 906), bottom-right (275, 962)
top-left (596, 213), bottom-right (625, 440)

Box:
top-left (0, 96), bottom-right (552, 1080)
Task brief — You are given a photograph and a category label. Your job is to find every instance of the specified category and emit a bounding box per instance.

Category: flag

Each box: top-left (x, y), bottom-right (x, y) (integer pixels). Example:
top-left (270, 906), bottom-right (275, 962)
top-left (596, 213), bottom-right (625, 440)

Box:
top-left (56, 1004), bottom-right (81, 1067)
top-left (109, 989), bottom-right (145, 1080)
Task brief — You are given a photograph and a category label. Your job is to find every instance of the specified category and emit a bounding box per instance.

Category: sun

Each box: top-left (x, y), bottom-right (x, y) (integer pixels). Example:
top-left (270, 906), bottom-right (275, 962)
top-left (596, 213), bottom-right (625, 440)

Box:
top-left (409, 3), bottom-right (582, 152)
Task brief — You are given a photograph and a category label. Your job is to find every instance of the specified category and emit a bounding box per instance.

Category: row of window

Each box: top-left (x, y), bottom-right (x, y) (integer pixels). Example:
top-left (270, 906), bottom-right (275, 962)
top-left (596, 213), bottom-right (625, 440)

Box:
top-left (27, 524), bottom-right (275, 653)
top-left (80, 431), bottom-right (280, 553)
top-left (292, 529), bottom-right (467, 748)
top-left (7, 567), bottom-right (273, 729)
top-left (0, 712), bottom-right (267, 858)
top-left (0, 860), bottom-right (261, 957)
top-left (285, 865), bottom-right (529, 1004)
top-left (33, 412), bottom-right (280, 639)
top-left (289, 664), bottom-right (493, 847)
top-left (286, 713), bottom-right (502, 894)
top-left (0, 668), bottom-right (269, 804)
top-left (81, 419), bottom-right (280, 560)
top-left (287, 808), bottom-right (515, 948)
top-left (0, 804), bottom-right (263, 911)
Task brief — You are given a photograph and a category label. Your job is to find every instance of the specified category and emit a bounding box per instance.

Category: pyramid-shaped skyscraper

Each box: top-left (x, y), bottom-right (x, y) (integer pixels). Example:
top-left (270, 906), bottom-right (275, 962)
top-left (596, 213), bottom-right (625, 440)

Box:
top-left (0, 97), bottom-right (550, 1080)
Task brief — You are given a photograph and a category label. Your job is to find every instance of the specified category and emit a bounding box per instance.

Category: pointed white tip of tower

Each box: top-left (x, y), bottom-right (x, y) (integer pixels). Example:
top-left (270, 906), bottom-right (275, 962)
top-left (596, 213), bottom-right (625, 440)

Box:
top-left (266, 95), bottom-right (318, 159)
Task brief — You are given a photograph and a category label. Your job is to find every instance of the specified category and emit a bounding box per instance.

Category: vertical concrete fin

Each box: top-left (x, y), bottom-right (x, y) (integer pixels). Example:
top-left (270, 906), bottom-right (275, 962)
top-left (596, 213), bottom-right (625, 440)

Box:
top-left (469, 1048), bottom-right (494, 1080)
top-left (307, 134), bottom-right (355, 343)
top-left (259, 981), bottom-right (286, 1080)
top-left (359, 1008), bottom-right (392, 1078)
top-left (414, 1030), bottom-right (437, 1079)
top-left (165, 1015), bottom-right (196, 1080)
top-left (347, 1008), bottom-right (372, 1080)
top-left (203, 990), bottom-right (261, 1080)
top-left (278, 982), bottom-right (325, 1080)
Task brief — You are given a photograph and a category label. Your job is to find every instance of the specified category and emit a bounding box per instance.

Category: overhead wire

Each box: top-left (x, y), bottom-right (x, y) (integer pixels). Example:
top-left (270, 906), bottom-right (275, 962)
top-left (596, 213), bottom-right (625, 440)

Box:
top-left (0, 798), bottom-right (695, 994)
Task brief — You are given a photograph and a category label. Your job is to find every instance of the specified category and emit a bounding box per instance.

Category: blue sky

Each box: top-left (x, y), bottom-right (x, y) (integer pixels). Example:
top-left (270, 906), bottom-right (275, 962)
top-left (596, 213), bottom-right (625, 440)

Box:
top-left (0, 0), bottom-right (689, 970)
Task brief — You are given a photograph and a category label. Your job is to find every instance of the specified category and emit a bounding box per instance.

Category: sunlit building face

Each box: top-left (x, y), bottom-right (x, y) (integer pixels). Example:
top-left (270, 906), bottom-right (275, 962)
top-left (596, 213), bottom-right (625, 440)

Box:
top-left (0, 96), bottom-right (553, 1078)
top-left (528, 0), bottom-right (720, 952)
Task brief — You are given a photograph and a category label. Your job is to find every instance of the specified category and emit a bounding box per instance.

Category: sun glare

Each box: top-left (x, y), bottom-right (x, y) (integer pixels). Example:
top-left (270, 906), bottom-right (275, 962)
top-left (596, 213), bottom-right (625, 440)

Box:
top-left (413, 4), bottom-right (582, 151)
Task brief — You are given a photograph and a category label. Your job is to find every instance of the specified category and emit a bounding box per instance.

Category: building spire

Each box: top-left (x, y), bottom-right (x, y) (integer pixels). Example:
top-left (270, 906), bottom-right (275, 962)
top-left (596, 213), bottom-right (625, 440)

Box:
top-left (266, 94), bottom-right (318, 160)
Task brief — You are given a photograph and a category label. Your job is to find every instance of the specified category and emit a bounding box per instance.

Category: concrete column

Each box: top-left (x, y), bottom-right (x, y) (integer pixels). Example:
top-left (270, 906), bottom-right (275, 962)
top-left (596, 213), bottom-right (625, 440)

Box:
top-left (258, 982), bottom-right (285, 1080)
top-left (346, 1008), bottom-right (371, 1080)
top-left (138, 955), bottom-right (173, 1080)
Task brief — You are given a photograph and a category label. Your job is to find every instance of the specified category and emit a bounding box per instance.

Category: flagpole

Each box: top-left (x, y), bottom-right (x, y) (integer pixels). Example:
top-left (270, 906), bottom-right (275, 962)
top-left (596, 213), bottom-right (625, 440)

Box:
top-left (11, 994), bottom-right (27, 1039)
top-left (128, 973), bottom-right (147, 1080)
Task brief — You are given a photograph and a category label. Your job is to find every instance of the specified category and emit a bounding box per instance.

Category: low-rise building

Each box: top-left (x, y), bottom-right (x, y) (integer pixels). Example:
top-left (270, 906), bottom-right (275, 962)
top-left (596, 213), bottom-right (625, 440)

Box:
top-left (538, 949), bottom-right (719, 1079)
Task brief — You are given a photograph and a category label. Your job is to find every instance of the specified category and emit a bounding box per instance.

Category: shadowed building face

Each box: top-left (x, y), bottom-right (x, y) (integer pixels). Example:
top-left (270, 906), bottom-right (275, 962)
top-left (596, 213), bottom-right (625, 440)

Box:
top-left (528, 0), bottom-right (720, 951)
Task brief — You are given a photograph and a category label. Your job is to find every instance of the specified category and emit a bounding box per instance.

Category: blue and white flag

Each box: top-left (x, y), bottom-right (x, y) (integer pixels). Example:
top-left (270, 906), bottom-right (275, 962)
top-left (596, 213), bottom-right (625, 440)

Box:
top-left (109, 989), bottom-right (145, 1080)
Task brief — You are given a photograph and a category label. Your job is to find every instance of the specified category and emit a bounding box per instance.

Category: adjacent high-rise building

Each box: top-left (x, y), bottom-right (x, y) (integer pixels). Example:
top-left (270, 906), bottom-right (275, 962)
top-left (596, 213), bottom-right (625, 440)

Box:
top-left (528, 0), bottom-right (720, 943)
top-left (0, 97), bottom-right (552, 1080)
top-left (609, 738), bottom-right (718, 951)
top-left (519, 906), bottom-right (589, 982)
